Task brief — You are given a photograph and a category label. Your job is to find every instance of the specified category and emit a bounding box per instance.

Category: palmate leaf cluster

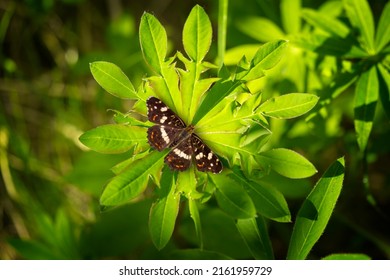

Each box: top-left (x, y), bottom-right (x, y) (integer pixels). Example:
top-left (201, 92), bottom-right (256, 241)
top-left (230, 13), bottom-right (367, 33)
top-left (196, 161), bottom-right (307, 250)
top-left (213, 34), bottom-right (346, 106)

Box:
top-left (78, 5), bottom-right (345, 257)
top-left (233, 0), bottom-right (390, 155)
top-left (297, 0), bottom-right (390, 153)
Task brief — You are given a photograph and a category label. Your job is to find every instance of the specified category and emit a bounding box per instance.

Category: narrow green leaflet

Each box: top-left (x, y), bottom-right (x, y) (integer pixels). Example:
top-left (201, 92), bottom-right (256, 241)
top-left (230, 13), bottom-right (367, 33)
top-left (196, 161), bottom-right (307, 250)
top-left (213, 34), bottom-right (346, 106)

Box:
top-left (375, 2), bottom-right (390, 52)
top-left (100, 151), bottom-right (166, 206)
top-left (281, 0), bottom-right (301, 34)
top-left (319, 67), bottom-right (361, 104)
top-left (79, 124), bottom-right (148, 154)
top-left (183, 5), bottom-right (212, 62)
top-left (257, 148), bottom-right (317, 179)
top-left (139, 12), bottom-right (167, 74)
top-left (236, 217), bottom-right (274, 259)
top-left (242, 40), bottom-right (288, 81)
top-left (176, 165), bottom-right (198, 197)
top-left (149, 169), bottom-right (180, 250)
top-left (236, 17), bottom-right (285, 42)
top-left (377, 64), bottom-right (390, 120)
top-left (301, 8), bottom-right (349, 38)
top-left (144, 66), bottom-right (182, 116)
top-left (90, 61), bottom-right (137, 99)
top-left (211, 174), bottom-right (257, 219)
top-left (343, 0), bottom-right (375, 53)
top-left (259, 93), bottom-right (319, 119)
top-left (230, 171), bottom-right (291, 222)
top-left (322, 253), bottom-right (371, 260)
top-left (354, 66), bottom-right (378, 151)
top-left (287, 157), bottom-right (345, 260)
top-left (189, 199), bottom-right (203, 249)
top-left (191, 79), bottom-right (241, 125)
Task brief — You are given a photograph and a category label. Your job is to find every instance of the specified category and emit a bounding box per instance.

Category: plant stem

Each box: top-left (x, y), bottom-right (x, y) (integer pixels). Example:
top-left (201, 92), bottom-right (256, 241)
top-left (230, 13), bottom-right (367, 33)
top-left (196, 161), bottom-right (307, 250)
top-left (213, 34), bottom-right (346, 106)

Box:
top-left (217, 0), bottom-right (228, 68)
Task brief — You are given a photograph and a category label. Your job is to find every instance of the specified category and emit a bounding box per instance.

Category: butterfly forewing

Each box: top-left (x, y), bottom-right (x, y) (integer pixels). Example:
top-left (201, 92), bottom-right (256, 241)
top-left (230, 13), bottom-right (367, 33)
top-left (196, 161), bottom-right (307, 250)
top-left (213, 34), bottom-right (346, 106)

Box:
top-left (147, 97), bottom-right (186, 151)
top-left (147, 97), bottom-right (186, 128)
top-left (147, 125), bottom-right (179, 151)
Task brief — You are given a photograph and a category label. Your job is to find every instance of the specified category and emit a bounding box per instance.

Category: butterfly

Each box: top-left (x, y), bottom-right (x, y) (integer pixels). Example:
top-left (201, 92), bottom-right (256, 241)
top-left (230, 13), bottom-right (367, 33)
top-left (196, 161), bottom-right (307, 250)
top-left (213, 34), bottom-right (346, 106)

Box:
top-left (147, 97), bottom-right (222, 173)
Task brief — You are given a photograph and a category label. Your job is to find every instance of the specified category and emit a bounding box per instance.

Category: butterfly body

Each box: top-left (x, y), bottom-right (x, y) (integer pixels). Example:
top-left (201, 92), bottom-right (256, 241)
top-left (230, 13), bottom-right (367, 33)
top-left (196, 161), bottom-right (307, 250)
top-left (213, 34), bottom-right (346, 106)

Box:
top-left (146, 97), bottom-right (222, 174)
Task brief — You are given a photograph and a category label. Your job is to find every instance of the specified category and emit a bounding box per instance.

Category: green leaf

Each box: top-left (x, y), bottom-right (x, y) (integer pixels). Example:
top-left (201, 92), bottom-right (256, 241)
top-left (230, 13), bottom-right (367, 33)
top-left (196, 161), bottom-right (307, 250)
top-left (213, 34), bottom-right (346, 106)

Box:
top-left (293, 33), bottom-right (368, 58)
top-left (189, 199), bottom-right (203, 249)
top-left (375, 2), bottom-right (390, 52)
top-left (192, 79), bottom-right (241, 125)
top-left (259, 93), bottom-right (319, 119)
top-left (301, 8), bottom-right (350, 38)
top-left (354, 66), bottom-right (379, 151)
top-left (183, 5), bottom-right (212, 62)
top-left (322, 253), bottom-right (371, 260)
top-left (100, 151), bottom-right (166, 206)
top-left (257, 148), bottom-right (317, 179)
top-left (139, 12), bottom-right (167, 74)
top-left (90, 61), bottom-right (137, 99)
top-left (343, 0), bottom-right (375, 53)
top-left (79, 124), bottom-right (148, 154)
top-left (236, 217), bottom-right (274, 260)
top-left (230, 171), bottom-right (291, 223)
top-left (318, 66), bottom-right (362, 105)
top-left (176, 165), bottom-right (198, 197)
top-left (149, 170), bottom-right (180, 250)
top-left (144, 66), bottom-right (182, 116)
top-left (287, 157), bottom-right (345, 260)
top-left (211, 174), bottom-right (257, 219)
top-left (281, 0), bottom-right (301, 34)
top-left (377, 64), bottom-right (390, 120)
top-left (236, 16), bottom-right (285, 42)
top-left (242, 40), bottom-right (288, 81)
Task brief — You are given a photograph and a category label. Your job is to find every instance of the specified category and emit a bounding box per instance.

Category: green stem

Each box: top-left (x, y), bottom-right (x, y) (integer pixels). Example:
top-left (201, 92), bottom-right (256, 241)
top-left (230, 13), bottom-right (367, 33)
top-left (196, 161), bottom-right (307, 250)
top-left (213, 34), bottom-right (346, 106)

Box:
top-left (218, 0), bottom-right (228, 68)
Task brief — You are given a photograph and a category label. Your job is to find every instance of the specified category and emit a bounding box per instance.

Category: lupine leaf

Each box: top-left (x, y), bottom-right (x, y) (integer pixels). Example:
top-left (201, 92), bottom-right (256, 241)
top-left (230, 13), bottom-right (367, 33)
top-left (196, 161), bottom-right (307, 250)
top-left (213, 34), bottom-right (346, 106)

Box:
top-left (211, 174), bottom-right (257, 219)
top-left (301, 8), bottom-right (350, 38)
top-left (257, 148), bottom-right (317, 179)
top-left (343, 0), bottom-right (375, 53)
top-left (259, 93), bottom-right (319, 119)
top-left (230, 171), bottom-right (291, 222)
top-left (139, 12), bottom-right (167, 74)
top-left (236, 217), bottom-right (274, 260)
top-left (287, 157), bottom-right (345, 260)
top-left (183, 5), bottom-right (212, 62)
top-left (354, 66), bottom-right (378, 151)
top-left (375, 2), bottom-right (390, 52)
top-left (100, 151), bottom-right (166, 206)
top-left (236, 17), bottom-right (285, 42)
top-left (90, 61), bottom-right (137, 99)
top-left (149, 169), bottom-right (180, 250)
top-left (281, 0), bottom-right (301, 34)
top-left (79, 124), bottom-right (148, 154)
top-left (377, 64), bottom-right (390, 120)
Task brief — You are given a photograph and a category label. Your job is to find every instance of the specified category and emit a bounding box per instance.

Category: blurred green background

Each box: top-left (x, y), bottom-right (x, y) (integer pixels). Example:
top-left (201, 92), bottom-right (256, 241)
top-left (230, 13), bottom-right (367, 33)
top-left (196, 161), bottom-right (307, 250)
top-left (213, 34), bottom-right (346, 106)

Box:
top-left (1, 0), bottom-right (389, 259)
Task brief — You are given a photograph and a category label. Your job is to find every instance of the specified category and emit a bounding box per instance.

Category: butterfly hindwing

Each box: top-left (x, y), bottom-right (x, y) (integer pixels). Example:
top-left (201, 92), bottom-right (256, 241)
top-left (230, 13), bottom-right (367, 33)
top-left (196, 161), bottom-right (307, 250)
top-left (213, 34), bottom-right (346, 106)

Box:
top-left (192, 134), bottom-right (223, 174)
top-left (164, 137), bottom-right (193, 171)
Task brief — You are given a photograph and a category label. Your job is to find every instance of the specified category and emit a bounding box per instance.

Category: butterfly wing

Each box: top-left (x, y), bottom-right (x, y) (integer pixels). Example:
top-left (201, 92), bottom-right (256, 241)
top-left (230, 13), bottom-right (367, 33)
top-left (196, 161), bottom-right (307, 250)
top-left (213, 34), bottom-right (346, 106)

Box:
top-left (147, 97), bottom-right (186, 151)
top-left (164, 137), bottom-right (192, 171)
top-left (192, 134), bottom-right (223, 174)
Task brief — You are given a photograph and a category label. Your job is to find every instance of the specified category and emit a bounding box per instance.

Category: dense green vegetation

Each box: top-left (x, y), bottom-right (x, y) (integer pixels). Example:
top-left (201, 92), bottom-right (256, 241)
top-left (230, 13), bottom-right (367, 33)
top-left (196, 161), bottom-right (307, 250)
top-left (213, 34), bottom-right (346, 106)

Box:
top-left (1, 0), bottom-right (389, 260)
